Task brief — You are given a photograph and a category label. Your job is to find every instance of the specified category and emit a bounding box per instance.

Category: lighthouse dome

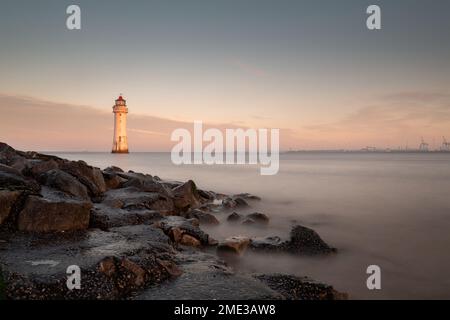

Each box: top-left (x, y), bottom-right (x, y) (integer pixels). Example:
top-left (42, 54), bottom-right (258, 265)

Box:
top-left (116, 95), bottom-right (126, 102)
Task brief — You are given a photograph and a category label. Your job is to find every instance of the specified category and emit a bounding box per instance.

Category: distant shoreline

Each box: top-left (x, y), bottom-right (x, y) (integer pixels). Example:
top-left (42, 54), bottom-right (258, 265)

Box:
top-left (41, 150), bottom-right (450, 154)
top-left (285, 150), bottom-right (450, 154)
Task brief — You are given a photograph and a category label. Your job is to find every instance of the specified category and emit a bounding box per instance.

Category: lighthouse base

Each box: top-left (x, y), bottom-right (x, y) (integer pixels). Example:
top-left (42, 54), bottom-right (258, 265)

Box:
top-left (111, 149), bottom-right (129, 154)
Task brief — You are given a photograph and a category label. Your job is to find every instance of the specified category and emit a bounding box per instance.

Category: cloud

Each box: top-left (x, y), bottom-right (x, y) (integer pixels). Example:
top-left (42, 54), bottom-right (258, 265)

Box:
top-left (302, 91), bottom-right (450, 149)
top-left (0, 94), bottom-right (296, 151)
top-left (0, 94), bottom-right (190, 151)
top-left (381, 91), bottom-right (450, 104)
top-left (4, 91), bottom-right (448, 152)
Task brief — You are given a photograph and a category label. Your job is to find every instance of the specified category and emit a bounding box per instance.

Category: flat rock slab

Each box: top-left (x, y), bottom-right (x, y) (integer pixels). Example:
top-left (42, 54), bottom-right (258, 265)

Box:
top-left (121, 175), bottom-right (173, 198)
top-left (254, 274), bottom-right (348, 300)
top-left (0, 225), bottom-right (177, 299)
top-left (90, 203), bottom-right (163, 230)
top-left (135, 251), bottom-right (282, 300)
top-left (17, 193), bottom-right (92, 233)
top-left (102, 187), bottom-right (175, 213)
top-left (249, 236), bottom-right (284, 251)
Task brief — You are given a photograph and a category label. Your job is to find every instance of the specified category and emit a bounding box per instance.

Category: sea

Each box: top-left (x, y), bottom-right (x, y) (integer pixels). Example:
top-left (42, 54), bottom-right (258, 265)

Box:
top-left (48, 151), bottom-right (450, 299)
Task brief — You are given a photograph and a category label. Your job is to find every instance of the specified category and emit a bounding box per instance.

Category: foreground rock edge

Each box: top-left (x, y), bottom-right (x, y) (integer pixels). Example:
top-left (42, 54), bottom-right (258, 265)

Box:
top-left (0, 142), bottom-right (347, 300)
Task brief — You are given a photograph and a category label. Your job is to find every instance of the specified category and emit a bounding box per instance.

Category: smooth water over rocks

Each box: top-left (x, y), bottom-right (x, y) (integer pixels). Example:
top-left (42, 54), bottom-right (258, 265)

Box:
top-left (48, 151), bottom-right (450, 299)
top-left (0, 143), bottom-right (344, 300)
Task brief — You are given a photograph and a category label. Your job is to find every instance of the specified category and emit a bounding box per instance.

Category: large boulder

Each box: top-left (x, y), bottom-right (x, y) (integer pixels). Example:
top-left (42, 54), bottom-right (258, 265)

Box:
top-left (104, 166), bottom-right (124, 173)
top-left (59, 160), bottom-right (106, 196)
top-left (287, 225), bottom-right (336, 255)
top-left (222, 196), bottom-right (249, 210)
top-left (0, 143), bottom-right (23, 166)
top-left (102, 171), bottom-right (126, 190)
top-left (102, 187), bottom-right (175, 213)
top-left (0, 164), bottom-right (22, 176)
top-left (217, 236), bottom-right (251, 256)
top-left (14, 150), bottom-right (63, 174)
top-left (9, 157), bottom-right (31, 173)
top-left (0, 164), bottom-right (40, 193)
top-left (197, 189), bottom-right (216, 201)
top-left (197, 201), bottom-right (223, 213)
top-left (244, 212), bottom-right (269, 225)
top-left (172, 180), bottom-right (201, 211)
top-left (227, 212), bottom-right (242, 222)
top-left (156, 216), bottom-right (211, 246)
top-left (1, 145), bottom-right (104, 197)
top-left (0, 190), bottom-right (22, 225)
top-left (249, 225), bottom-right (336, 255)
top-left (98, 257), bottom-right (146, 288)
top-left (26, 159), bottom-right (59, 178)
top-left (183, 209), bottom-right (219, 225)
top-left (38, 169), bottom-right (89, 200)
top-left (17, 193), bottom-right (92, 232)
top-left (122, 176), bottom-right (173, 198)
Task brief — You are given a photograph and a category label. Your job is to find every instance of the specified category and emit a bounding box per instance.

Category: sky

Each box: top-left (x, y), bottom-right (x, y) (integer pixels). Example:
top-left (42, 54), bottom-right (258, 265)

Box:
top-left (1, 0), bottom-right (450, 151)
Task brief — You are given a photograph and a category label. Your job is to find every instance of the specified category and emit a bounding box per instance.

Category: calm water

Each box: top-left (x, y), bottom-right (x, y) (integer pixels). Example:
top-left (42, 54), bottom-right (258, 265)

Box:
top-left (49, 152), bottom-right (450, 299)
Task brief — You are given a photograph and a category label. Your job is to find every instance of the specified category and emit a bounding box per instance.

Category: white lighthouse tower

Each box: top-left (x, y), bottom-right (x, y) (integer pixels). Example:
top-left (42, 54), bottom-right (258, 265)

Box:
top-left (112, 95), bottom-right (129, 153)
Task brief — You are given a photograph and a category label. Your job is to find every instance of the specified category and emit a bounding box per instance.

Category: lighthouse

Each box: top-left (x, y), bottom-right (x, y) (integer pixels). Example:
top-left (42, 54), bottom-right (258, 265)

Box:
top-left (111, 95), bottom-right (129, 153)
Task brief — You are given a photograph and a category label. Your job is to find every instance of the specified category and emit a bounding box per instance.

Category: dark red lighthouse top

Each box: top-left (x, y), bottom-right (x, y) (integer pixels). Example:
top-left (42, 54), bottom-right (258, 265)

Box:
top-left (117, 95), bottom-right (124, 101)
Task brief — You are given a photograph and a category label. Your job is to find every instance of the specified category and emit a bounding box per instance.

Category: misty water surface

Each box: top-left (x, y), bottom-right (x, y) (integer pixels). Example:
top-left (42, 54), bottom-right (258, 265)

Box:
top-left (49, 151), bottom-right (450, 299)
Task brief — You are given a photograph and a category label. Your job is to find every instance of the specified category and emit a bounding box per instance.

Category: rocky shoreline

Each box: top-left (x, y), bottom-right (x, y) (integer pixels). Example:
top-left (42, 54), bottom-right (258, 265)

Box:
top-left (0, 142), bottom-right (348, 300)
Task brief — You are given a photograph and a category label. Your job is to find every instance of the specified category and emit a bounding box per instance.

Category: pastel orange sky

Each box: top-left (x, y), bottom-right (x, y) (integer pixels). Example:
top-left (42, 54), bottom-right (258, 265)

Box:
top-left (1, 1), bottom-right (450, 151)
top-left (1, 92), bottom-right (450, 152)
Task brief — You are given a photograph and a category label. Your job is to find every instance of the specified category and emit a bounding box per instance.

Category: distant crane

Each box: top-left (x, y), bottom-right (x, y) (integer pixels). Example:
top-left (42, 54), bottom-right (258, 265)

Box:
top-left (419, 137), bottom-right (429, 152)
top-left (441, 136), bottom-right (450, 152)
